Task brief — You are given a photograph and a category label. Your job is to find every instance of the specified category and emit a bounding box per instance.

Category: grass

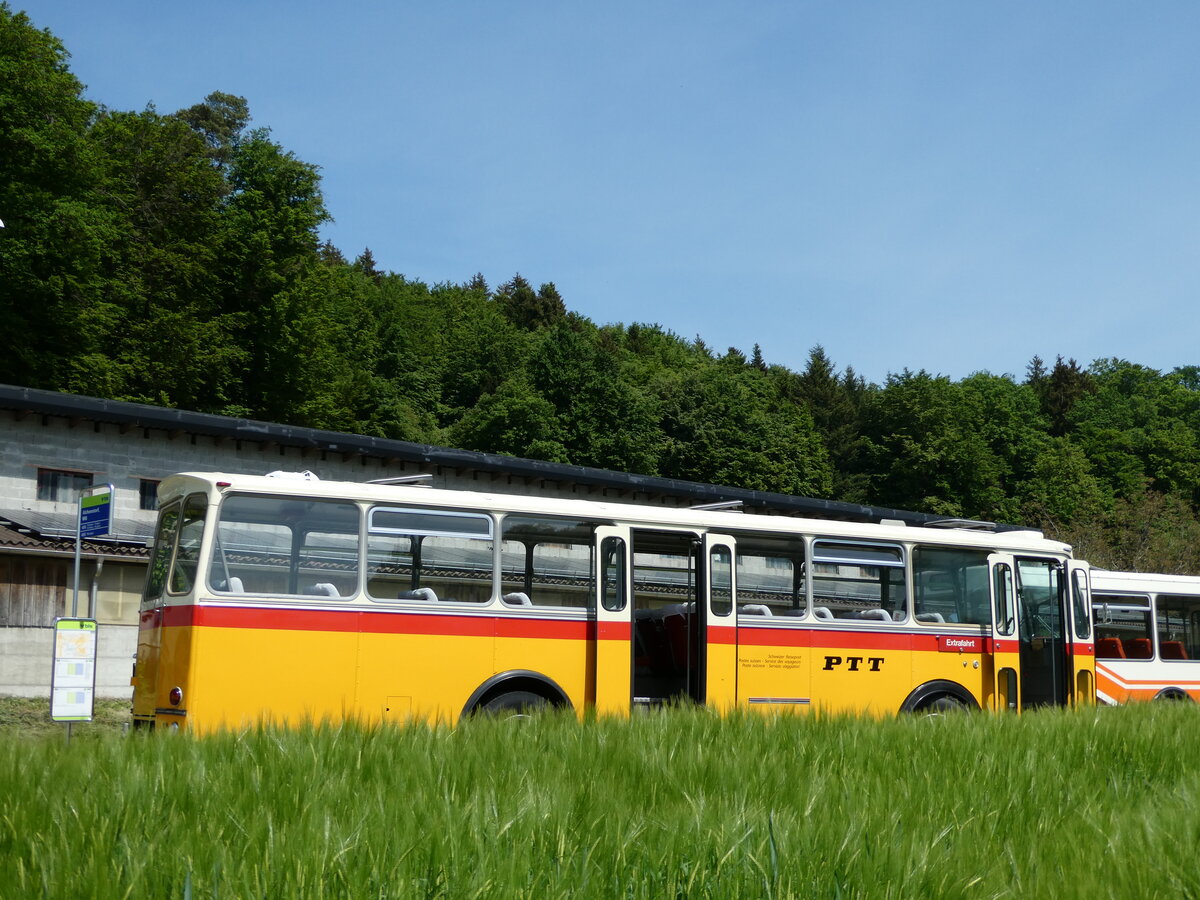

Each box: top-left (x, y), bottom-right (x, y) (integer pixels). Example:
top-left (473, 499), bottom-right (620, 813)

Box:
top-left (0, 696), bottom-right (131, 737)
top-left (1, 704), bottom-right (1198, 898)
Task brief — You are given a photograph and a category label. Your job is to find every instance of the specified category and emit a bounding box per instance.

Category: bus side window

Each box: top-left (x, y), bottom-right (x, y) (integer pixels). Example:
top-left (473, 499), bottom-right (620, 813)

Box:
top-left (500, 516), bottom-right (597, 609)
top-left (207, 495), bottom-right (361, 597)
top-left (1157, 595), bottom-right (1200, 662)
top-left (168, 495), bottom-right (208, 594)
top-left (811, 540), bottom-right (906, 623)
top-left (601, 537), bottom-right (626, 612)
top-left (1071, 568), bottom-right (1091, 640)
top-left (1092, 593), bottom-right (1152, 659)
top-left (734, 535), bottom-right (806, 619)
top-left (367, 507), bottom-right (494, 604)
top-left (993, 563), bottom-right (1015, 636)
top-left (912, 546), bottom-right (990, 626)
top-left (143, 502), bottom-right (181, 606)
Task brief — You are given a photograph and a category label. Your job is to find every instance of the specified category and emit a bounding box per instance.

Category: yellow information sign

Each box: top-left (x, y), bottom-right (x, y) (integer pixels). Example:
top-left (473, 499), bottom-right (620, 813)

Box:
top-left (50, 618), bottom-right (97, 722)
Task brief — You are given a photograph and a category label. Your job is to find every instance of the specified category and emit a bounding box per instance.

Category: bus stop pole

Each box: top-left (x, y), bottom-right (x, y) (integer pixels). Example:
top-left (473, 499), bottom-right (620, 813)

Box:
top-left (72, 531), bottom-right (81, 619)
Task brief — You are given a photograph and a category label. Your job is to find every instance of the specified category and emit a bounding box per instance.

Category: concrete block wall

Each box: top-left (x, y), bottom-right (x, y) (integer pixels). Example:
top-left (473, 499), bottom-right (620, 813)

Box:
top-left (0, 624), bottom-right (136, 699)
top-left (0, 416), bottom-right (413, 533)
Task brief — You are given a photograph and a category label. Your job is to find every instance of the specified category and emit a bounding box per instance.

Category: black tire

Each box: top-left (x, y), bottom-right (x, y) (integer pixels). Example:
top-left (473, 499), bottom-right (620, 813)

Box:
top-left (480, 690), bottom-right (550, 717)
top-left (923, 695), bottom-right (968, 716)
top-left (1155, 689), bottom-right (1191, 702)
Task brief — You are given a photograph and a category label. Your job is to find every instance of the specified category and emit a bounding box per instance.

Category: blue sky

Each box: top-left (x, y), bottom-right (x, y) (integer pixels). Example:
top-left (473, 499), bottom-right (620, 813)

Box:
top-left (20, 1), bottom-right (1200, 384)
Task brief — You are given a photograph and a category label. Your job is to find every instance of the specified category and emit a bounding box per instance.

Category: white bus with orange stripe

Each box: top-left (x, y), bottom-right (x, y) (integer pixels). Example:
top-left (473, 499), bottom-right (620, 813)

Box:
top-left (131, 472), bottom-right (1096, 732)
top-left (1092, 570), bottom-right (1200, 703)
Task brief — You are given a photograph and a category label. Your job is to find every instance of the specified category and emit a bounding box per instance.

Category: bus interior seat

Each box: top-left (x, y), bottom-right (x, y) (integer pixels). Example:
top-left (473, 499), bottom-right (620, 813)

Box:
top-left (1123, 637), bottom-right (1153, 659)
top-left (739, 604), bottom-right (772, 616)
top-left (632, 626), bottom-right (652, 671)
top-left (812, 606), bottom-right (833, 621)
top-left (215, 576), bottom-right (244, 593)
top-left (858, 608), bottom-right (892, 622)
top-left (660, 602), bottom-right (695, 616)
top-left (400, 587), bottom-right (438, 601)
top-left (915, 612), bottom-right (945, 623)
top-left (778, 608), bottom-right (806, 617)
top-left (1096, 637), bottom-right (1125, 659)
top-left (503, 591), bottom-right (533, 607)
top-left (1160, 640), bottom-right (1189, 660)
top-left (308, 582), bottom-right (339, 597)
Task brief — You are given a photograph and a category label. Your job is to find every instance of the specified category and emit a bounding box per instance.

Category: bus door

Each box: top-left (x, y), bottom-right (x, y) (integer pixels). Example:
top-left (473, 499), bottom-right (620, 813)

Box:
top-left (1013, 557), bottom-right (1071, 708)
top-left (593, 526), bottom-right (631, 715)
top-left (988, 553), bottom-right (1020, 711)
top-left (1065, 561), bottom-right (1095, 706)
top-left (630, 529), bottom-right (703, 707)
top-left (703, 534), bottom-right (737, 711)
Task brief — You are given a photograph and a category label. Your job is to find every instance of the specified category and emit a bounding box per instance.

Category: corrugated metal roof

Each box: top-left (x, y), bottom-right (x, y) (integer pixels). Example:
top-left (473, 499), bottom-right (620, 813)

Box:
top-left (0, 509), bottom-right (153, 544)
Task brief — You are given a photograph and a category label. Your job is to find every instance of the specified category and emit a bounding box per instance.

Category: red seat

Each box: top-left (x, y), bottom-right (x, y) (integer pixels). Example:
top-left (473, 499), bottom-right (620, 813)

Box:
top-left (662, 612), bottom-right (691, 674)
top-left (1096, 637), bottom-right (1125, 659)
top-left (1124, 638), bottom-right (1153, 660)
top-left (1160, 640), bottom-right (1189, 661)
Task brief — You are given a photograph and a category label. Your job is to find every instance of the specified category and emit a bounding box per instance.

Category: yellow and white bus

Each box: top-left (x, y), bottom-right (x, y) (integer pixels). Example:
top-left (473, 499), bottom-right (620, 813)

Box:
top-left (1092, 570), bottom-right (1200, 703)
top-left (131, 472), bottom-right (1096, 731)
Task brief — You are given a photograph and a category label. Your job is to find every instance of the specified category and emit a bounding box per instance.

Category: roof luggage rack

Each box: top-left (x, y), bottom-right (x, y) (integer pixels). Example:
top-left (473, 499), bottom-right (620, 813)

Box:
top-left (924, 518), bottom-right (998, 532)
top-left (689, 500), bottom-right (744, 512)
top-left (367, 474), bottom-right (434, 486)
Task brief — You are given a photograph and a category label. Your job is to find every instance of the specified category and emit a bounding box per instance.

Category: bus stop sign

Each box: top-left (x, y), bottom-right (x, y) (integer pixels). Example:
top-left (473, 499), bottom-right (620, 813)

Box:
top-left (79, 486), bottom-right (113, 539)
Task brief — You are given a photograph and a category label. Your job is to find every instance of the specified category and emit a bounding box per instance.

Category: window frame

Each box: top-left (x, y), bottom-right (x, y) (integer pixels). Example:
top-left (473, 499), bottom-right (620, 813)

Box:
top-left (1093, 592), bottom-right (1153, 661)
top-left (910, 544), bottom-right (992, 627)
top-left (1154, 593), bottom-right (1200, 664)
top-left (138, 478), bottom-right (161, 511)
top-left (206, 493), bottom-right (363, 599)
top-left (732, 532), bottom-right (808, 622)
top-left (497, 513), bottom-right (601, 611)
top-left (36, 467), bottom-right (93, 503)
top-left (366, 505), bottom-right (497, 605)
top-left (810, 538), bottom-right (907, 624)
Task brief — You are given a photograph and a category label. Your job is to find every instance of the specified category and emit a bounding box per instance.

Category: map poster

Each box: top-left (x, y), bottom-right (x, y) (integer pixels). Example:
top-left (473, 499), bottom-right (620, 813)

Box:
top-left (50, 618), bottom-right (98, 722)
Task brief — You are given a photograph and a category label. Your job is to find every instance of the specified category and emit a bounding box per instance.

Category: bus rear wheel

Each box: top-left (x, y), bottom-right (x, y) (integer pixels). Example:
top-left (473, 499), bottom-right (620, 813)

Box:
top-left (480, 690), bottom-right (550, 717)
top-left (1154, 689), bottom-right (1192, 702)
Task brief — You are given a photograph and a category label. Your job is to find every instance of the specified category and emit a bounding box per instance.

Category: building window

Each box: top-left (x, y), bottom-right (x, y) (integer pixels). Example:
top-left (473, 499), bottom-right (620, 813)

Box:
top-left (139, 479), bottom-right (160, 511)
top-left (36, 469), bottom-right (92, 502)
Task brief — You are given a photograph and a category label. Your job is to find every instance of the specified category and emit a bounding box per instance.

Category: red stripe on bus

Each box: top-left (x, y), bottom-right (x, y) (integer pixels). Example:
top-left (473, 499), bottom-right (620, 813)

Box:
top-left (738, 627), bottom-right (938, 652)
top-left (708, 625), bottom-right (737, 645)
top-left (160, 606), bottom-right (196, 627)
top-left (595, 621), bottom-right (631, 641)
top-left (495, 617), bottom-right (589, 640)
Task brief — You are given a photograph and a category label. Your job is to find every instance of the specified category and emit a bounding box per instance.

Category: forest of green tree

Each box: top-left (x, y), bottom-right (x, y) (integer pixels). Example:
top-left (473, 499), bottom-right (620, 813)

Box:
top-left (4, 5), bottom-right (1200, 573)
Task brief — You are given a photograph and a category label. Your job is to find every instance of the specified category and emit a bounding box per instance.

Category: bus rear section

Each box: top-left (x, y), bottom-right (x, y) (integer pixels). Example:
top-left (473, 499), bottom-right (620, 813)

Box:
top-left (1092, 570), bottom-right (1200, 703)
top-left (132, 491), bottom-right (206, 728)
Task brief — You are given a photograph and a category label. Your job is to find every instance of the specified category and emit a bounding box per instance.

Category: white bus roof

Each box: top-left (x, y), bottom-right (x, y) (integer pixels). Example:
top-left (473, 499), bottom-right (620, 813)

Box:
top-left (158, 471), bottom-right (1073, 556)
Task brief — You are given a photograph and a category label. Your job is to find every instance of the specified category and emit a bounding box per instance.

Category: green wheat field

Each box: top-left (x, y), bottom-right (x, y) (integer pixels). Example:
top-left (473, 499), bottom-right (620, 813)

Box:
top-left (1, 700), bottom-right (1198, 899)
